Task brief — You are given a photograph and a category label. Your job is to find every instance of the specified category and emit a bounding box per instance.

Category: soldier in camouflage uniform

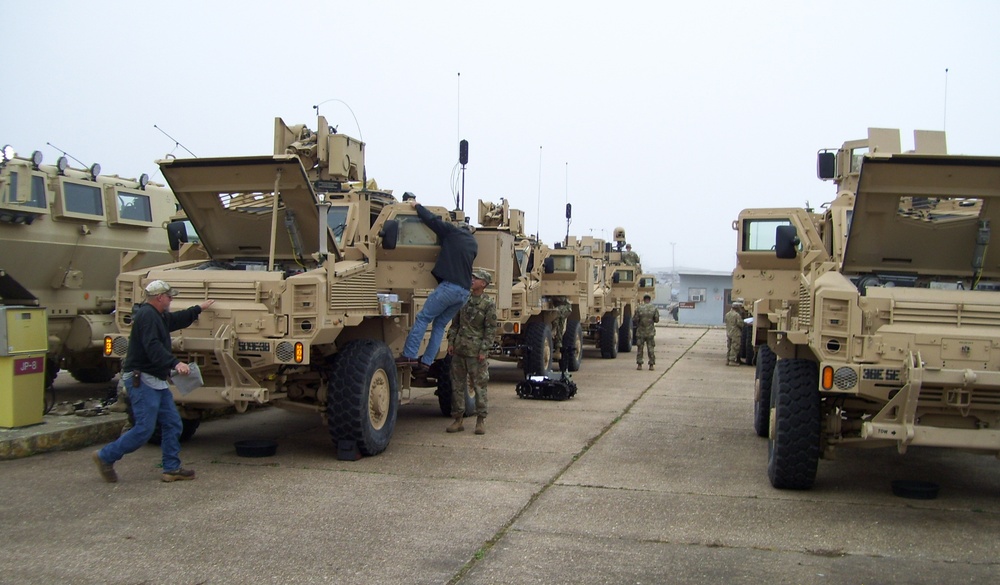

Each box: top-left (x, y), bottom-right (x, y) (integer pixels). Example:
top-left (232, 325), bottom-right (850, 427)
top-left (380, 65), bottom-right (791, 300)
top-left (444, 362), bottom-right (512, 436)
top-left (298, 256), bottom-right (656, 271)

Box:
top-left (634, 294), bottom-right (659, 370)
top-left (550, 296), bottom-right (572, 366)
top-left (621, 244), bottom-right (641, 266)
top-left (724, 299), bottom-right (745, 366)
top-left (446, 269), bottom-right (498, 435)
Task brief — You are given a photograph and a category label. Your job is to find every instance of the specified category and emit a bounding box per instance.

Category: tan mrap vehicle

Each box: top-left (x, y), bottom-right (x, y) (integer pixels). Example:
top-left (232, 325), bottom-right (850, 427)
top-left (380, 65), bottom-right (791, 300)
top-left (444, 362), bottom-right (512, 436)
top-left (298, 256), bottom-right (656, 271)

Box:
top-left (0, 145), bottom-right (176, 388)
top-left (104, 117), bottom-right (474, 456)
top-left (736, 138), bottom-right (1000, 489)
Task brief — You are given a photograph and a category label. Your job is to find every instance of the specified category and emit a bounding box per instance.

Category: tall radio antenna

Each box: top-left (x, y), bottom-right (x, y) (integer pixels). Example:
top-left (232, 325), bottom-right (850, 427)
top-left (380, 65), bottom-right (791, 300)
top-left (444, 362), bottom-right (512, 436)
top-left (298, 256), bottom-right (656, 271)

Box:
top-left (943, 67), bottom-right (950, 131)
top-left (536, 146), bottom-right (542, 241)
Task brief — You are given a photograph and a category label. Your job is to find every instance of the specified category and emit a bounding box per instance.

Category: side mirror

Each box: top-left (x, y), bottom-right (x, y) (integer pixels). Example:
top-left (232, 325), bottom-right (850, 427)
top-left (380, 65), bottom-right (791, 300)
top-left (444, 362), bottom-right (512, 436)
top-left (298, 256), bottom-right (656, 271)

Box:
top-left (817, 151), bottom-right (836, 180)
top-left (775, 225), bottom-right (800, 259)
top-left (166, 221), bottom-right (188, 252)
top-left (379, 219), bottom-right (399, 250)
top-left (543, 257), bottom-right (554, 274)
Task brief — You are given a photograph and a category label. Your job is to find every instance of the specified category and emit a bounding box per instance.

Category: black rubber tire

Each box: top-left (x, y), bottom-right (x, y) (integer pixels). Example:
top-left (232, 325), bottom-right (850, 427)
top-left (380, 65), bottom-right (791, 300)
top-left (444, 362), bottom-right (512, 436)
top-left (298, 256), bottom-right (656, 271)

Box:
top-left (599, 312), bottom-right (619, 358)
top-left (740, 325), bottom-right (756, 366)
top-left (523, 321), bottom-right (553, 376)
top-left (326, 339), bottom-right (399, 457)
top-left (148, 417), bottom-right (201, 445)
top-left (45, 357), bottom-right (58, 390)
top-left (562, 320), bottom-right (583, 372)
top-left (69, 361), bottom-right (116, 384)
top-left (753, 344), bottom-right (776, 437)
top-left (435, 355), bottom-right (476, 417)
top-left (767, 358), bottom-right (820, 490)
top-left (617, 315), bottom-right (633, 353)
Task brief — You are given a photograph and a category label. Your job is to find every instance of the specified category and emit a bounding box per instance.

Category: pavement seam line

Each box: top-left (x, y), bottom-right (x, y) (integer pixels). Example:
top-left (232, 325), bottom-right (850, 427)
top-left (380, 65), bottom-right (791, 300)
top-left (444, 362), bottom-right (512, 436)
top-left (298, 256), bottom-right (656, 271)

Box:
top-left (447, 329), bottom-right (710, 584)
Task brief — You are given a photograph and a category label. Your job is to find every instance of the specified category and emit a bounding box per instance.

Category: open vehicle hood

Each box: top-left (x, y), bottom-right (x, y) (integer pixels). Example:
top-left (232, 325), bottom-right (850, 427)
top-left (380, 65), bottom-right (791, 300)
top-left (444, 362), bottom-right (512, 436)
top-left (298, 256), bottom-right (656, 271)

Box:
top-left (159, 155), bottom-right (324, 261)
top-left (843, 154), bottom-right (1000, 278)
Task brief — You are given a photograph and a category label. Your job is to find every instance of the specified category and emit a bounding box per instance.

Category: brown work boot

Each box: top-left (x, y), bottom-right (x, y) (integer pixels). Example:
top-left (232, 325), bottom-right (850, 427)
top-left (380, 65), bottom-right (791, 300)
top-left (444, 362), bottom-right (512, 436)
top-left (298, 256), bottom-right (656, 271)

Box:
top-left (92, 451), bottom-right (117, 483)
top-left (161, 468), bottom-right (196, 482)
top-left (446, 417), bottom-right (464, 433)
top-left (648, 364), bottom-right (654, 370)
top-left (636, 363), bottom-right (642, 370)
top-left (475, 416), bottom-right (486, 435)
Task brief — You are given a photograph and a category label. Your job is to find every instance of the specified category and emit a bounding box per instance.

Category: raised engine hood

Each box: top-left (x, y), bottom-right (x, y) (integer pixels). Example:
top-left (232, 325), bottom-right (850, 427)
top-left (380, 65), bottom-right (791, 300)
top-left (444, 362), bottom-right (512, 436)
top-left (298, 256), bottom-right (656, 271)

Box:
top-left (843, 155), bottom-right (1000, 278)
top-left (159, 155), bottom-right (323, 261)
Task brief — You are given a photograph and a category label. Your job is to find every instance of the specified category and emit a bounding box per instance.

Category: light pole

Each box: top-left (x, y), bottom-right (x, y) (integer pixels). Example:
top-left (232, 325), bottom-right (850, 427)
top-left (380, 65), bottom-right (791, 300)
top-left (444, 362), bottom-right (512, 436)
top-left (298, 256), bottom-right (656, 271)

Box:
top-left (670, 242), bottom-right (676, 278)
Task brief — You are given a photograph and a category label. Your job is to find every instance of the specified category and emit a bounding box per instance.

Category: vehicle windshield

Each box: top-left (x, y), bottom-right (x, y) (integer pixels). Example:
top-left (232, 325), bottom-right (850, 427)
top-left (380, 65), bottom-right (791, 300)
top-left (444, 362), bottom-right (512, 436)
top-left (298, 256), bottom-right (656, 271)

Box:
top-left (327, 205), bottom-right (349, 246)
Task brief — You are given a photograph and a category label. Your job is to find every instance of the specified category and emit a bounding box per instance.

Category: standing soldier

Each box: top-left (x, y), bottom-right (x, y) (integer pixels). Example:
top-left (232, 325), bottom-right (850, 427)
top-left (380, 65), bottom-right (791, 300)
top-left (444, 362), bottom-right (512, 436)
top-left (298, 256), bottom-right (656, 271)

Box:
top-left (634, 294), bottom-right (659, 370)
top-left (446, 269), bottom-right (498, 435)
top-left (550, 296), bottom-right (572, 366)
top-left (725, 299), bottom-right (745, 366)
top-left (621, 243), bottom-right (641, 266)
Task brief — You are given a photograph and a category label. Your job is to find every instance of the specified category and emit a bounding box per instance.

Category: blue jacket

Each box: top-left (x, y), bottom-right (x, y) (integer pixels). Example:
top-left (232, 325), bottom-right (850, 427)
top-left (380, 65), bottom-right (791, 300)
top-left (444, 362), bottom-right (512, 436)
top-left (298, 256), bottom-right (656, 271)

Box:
top-left (416, 204), bottom-right (478, 290)
top-left (122, 302), bottom-right (203, 380)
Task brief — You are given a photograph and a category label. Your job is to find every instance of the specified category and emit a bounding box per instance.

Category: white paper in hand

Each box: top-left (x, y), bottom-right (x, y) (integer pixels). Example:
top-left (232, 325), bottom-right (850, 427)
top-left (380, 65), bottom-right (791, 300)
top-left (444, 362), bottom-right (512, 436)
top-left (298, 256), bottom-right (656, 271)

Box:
top-left (172, 363), bottom-right (204, 395)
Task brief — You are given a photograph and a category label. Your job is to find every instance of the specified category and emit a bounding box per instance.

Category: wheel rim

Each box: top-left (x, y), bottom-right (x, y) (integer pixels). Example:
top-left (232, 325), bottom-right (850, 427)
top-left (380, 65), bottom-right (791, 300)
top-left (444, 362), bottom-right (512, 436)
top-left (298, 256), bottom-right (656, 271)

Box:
top-left (368, 369), bottom-right (391, 431)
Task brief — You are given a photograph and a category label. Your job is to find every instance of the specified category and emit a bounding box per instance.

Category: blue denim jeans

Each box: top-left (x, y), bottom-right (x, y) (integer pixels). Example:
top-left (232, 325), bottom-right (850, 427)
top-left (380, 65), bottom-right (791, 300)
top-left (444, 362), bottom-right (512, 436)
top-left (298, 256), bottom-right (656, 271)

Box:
top-left (99, 380), bottom-right (183, 472)
top-left (403, 281), bottom-right (470, 366)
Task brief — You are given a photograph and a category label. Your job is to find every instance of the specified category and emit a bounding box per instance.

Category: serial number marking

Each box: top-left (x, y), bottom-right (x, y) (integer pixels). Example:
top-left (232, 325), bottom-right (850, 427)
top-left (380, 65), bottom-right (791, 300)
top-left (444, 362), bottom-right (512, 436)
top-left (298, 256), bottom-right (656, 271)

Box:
top-left (238, 341), bottom-right (271, 352)
top-left (862, 368), bottom-right (900, 382)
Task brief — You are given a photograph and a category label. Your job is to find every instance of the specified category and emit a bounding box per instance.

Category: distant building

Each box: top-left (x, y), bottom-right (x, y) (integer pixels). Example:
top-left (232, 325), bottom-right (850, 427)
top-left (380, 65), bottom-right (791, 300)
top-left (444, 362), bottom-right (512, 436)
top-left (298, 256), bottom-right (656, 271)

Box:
top-left (669, 269), bottom-right (733, 326)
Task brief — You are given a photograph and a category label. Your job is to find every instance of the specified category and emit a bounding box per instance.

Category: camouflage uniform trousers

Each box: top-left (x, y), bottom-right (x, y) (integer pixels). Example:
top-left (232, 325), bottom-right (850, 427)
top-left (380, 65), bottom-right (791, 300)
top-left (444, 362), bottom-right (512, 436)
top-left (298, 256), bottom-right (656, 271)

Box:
top-left (451, 354), bottom-right (489, 417)
top-left (726, 329), bottom-right (742, 364)
top-left (635, 334), bottom-right (656, 366)
top-left (551, 301), bottom-right (572, 354)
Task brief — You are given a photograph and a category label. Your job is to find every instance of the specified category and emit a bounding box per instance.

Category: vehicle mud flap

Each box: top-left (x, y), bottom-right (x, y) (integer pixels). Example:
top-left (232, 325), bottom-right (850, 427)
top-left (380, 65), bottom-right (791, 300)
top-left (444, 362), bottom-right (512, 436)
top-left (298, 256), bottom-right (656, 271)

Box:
top-left (515, 373), bottom-right (577, 400)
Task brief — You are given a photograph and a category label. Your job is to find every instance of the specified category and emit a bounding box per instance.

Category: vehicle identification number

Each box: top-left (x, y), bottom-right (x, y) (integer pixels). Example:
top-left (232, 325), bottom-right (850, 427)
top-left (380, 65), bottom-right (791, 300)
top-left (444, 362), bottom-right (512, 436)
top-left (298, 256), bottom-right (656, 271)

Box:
top-left (862, 367), bottom-right (900, 382)
top-left (238, 341), bottom-right (271, 352)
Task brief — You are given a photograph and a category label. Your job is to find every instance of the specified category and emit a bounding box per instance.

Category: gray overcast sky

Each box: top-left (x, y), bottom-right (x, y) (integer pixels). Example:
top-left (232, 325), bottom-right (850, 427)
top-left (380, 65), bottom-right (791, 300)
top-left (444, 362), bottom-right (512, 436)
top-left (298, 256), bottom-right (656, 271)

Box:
top-left (3, 0), bottom-right (999, 272)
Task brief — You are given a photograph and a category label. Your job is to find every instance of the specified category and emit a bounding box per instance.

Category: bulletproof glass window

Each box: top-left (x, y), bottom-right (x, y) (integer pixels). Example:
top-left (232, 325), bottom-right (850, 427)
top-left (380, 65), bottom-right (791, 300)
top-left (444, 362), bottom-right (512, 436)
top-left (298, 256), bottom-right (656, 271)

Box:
top-left (396, 214), bottom-right (437, 246)
top-left (116, 191), bottom-right (153, 222)
top-left (742, 218), bottom-right (791, 252)
top-left (614, 269), bottom-right (635, 282)
top-left (549, 254), bottom-right (575, 272)
top-left (2, 171), bottom-right (47, 209)
top-left (850, 147), bottom-right (869, 174)
top-left (62, 180), bottom-right (103, 217)
top-left (327, 205), bottom-right (349, 246)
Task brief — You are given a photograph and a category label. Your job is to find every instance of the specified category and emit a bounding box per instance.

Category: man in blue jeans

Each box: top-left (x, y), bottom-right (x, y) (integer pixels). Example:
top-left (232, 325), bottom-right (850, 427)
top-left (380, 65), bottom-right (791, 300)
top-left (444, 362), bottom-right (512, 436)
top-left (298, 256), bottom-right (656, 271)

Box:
top-left (396, 199), bottom-right (478, 374)
top-left (92, 280), bottom-right (214, 483)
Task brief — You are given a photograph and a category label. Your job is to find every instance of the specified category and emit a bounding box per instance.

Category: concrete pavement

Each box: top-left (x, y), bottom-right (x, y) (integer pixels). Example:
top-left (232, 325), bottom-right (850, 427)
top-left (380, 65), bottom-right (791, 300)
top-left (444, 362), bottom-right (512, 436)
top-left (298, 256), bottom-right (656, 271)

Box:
top-left (1, 326), bottom-right (998, 584)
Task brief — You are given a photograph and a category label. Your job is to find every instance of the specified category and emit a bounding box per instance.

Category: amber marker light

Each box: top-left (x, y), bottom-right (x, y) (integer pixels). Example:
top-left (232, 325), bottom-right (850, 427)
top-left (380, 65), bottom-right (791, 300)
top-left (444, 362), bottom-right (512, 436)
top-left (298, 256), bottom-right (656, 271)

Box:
top-left (295, 342), bottom-right (304, 363)
top-left (104, 336), bottom-right (113, 356)
top-left (822, 366), bottom-right (834, 390)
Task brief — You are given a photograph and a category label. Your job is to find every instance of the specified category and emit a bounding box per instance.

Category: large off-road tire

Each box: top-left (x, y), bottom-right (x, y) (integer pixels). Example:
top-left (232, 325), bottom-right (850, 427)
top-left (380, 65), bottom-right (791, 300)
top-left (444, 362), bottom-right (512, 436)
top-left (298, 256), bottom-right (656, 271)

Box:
top-left (767, 358), bottom-right (820, 490)
top-left (753, 344), bottom-right (776, 437)
top-left (69, 361), bottom-right (116, 384)
top-left (562, 320), bottom-right (583, 372)
top-left (740, 325), bottom-right (755, 366)
top-left (45, 357), bottom-right (58, 390)
top-left (523, 321), bottom-right (553, 376)
top-left (435, 355), bottom-right (476, 417)
top-left (326, 339), bottom-right (399, 456)
top-left (148, 417), bottom-right (201, 445)
top-left (617, 315), bottom-right (633, 353)
top-left (599, 312), bottom-right (619, 358)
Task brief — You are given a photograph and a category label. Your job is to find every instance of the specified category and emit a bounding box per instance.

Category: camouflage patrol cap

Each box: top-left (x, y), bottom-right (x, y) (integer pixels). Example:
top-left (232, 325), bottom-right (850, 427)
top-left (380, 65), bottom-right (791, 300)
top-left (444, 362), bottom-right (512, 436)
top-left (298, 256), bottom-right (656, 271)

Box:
top-left (471, 268), bottom-right (492, 285)
top-left (145, 279), bottom-right (178, 297)
top-left (732, 298), bottom-right (744, 307)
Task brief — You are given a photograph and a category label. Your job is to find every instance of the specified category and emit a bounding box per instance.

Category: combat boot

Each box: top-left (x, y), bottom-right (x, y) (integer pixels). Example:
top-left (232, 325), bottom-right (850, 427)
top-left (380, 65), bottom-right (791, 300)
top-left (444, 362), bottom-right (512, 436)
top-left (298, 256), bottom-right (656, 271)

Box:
top-left (649, 363), bottom-right (654, 370)
top-left (475, 416), bottom-right (486, 435)
top-left (446, 417), bottom-right (464, 433)
top-left (636, 363), bottom-right (642, 370)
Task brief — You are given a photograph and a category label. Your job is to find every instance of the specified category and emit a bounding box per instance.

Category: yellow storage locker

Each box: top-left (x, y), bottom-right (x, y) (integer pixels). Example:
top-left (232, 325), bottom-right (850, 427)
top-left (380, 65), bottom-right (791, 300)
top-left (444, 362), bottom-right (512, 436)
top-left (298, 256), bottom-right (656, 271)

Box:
top-left (0, 306), bottom-right (48, 428)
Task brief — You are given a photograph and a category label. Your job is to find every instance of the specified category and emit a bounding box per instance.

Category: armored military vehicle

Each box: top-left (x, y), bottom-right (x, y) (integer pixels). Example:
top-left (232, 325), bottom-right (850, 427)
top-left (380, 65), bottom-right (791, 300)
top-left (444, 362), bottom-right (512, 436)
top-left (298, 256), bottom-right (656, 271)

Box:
top-left (104, 117), bottom-right (478, 456)
top-left (581, 228), bottom-right (657, 357)
top-left (734, 130), bottom-right (1000, 489)
top-left (0, 145), bottom-right (177, 388)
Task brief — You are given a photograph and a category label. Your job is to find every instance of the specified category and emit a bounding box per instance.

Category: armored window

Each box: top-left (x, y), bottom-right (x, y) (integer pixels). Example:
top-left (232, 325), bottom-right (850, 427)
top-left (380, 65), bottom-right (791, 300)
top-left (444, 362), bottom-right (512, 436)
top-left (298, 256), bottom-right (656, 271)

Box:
top-left (850, 147), bottom-right (869, 174)
top-left (56, 179), bottom-right (104, 219)
top-left (396, 214), bottom-right (437, 246)
top-left (550, 254), bottom-right (575, 272)
top-left (117, 192), bottom-right (152, 221)
top-left (327, 205), bottom-right (350, 246)
top-left (742, 219), bottom-right (791, 252)
top-left (615, 269), bottom-right (635, 282)
top-left (2, 170), bottom-right (47, 210)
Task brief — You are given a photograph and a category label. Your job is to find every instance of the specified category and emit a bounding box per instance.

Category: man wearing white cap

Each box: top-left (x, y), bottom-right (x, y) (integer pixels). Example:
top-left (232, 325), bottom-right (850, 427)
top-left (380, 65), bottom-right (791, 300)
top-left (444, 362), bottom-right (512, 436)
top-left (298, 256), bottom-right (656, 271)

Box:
top-left (93, 280), bottom-right (214, 483)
